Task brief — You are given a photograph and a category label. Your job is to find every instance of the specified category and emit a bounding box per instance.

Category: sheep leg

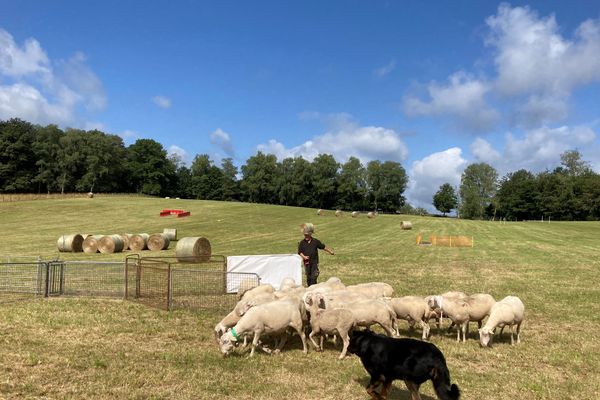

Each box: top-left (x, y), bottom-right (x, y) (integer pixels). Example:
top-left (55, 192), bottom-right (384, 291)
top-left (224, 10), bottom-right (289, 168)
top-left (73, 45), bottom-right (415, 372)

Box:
top-left (292, 323), bottom-right (308, 354)
top-left (250, 331), bottom-right (261, 357)
top-left (419, 320), bottom-right (430, 340)
top-left (309, 330), bottom-right (321, 351)
top-left (509, 324), bottom-right (515, 345)
top-left (462, 322), bottom-right (468, 342)
top-left (338, 331), bottom-right (350, 359)
top-left (456, 323), bottom-right (461, 342)
top-left (516, 321), bottom-right (522, 344)
top-left (274, 334), bottom-right (288, 353)
top-left (380, 321), bottom-right (395, 337)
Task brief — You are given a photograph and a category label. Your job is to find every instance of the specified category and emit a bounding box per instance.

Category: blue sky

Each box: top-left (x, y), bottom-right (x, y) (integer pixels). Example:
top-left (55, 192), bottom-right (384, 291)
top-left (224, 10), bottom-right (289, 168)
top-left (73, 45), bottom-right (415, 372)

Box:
top-left (1, 1), bottom-right (600, 210)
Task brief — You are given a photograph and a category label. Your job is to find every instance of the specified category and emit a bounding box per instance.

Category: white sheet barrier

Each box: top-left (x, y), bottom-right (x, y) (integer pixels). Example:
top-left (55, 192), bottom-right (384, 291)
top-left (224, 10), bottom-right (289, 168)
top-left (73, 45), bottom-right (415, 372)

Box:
top-left (226, 254), bottom-right (303, 293)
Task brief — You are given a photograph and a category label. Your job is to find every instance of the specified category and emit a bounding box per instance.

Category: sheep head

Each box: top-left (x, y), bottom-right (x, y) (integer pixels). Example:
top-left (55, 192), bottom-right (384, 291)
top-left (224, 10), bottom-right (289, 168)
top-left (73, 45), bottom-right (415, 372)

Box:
top-left (218, 329), bottom-right (238, 355)
top-left (479, 327), bottom-right (493, 347)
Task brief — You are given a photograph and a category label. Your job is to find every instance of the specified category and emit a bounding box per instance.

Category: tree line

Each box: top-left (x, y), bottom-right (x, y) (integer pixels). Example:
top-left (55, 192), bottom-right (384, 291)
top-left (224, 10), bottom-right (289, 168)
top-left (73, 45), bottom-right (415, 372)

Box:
top-left (432, 151), bottom-right (600, 221)
top-left (0, 118), bottom-right (408, 212)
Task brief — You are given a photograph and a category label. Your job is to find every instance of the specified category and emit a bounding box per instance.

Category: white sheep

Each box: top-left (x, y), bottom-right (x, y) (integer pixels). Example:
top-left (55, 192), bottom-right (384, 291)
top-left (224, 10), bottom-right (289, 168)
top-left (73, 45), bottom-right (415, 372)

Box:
top-left (429, 293), bottom-right (495, 342)
top-left (345, 282), bottom-right (394, 299)
top-left (333, 298), bottom-right (398, 337)
top-left (218, 298), bottom-right (308, 357)
top-left (479, 296), bottom-right (524, 347)
top-left (214, 292), bottom-right (277, 340)
top-left (304, 276), bottom-right (346, 293)
top-left (425, 291), bottom-right (468, 330)
top-left (387, 296), bottom-right (431, 340)
top-left (238, 283), bottom-right (275, 301)
top-left (304, 292), bottom-right (356, 359)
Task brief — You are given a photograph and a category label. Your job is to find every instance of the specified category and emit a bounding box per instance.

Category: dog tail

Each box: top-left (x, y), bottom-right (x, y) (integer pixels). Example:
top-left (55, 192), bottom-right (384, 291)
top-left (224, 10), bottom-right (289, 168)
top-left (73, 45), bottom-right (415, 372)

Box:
top-left (431, 364), bottom-right (460, 400)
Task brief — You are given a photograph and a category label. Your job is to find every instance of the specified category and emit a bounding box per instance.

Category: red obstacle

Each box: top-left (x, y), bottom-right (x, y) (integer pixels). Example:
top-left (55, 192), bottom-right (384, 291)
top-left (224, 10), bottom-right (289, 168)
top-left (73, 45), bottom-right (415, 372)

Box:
top-left (159, 209), bottom-right (190, 217)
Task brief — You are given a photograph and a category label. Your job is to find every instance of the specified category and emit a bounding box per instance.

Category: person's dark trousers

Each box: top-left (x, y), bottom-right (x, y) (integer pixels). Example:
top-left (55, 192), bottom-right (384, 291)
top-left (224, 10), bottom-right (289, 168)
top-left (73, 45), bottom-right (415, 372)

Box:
top-left (305, 263), bottom-right (320, 286)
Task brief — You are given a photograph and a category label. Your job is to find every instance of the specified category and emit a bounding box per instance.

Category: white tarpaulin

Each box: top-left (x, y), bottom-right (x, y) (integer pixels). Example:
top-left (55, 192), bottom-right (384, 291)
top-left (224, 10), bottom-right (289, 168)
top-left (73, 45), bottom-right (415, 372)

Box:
top-left (226, 254), bottom-right (303, 293)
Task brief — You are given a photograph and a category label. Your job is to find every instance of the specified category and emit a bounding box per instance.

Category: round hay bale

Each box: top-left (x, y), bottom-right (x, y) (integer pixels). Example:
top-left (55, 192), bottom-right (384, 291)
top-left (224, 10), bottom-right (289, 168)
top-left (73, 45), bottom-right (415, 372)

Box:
top-left (148, 233), bottom-right (170, 251)
top-left (119, 234), bottom-right (132, 250)
top-left (317, 209), bottom-right (324, 216)
top-left (163, 228), bottom-right (177, 241)
top-left (401, 221), bottom-right (413, 230)
top-left (98, 235), bottom-right (124, 254)
top-left (82, 235), bottom-right (102, 254)
top-left (129, 233), bottom-right (150, 251)
top-left (335, 210), bottom-right (342, 217)
top-left (367, 211), bottom-right (375, 219)
top-left (176, 237), bottom-right (212, 262)
top-left (57, 234), bottom-right (84, 252)
top-left (351, 211), bottom-right (359, 218)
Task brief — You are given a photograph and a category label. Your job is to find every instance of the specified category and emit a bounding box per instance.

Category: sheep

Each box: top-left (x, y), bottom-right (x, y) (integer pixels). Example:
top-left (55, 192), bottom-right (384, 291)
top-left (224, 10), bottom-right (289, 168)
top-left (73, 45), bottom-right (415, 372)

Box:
top-left (387, 296), bottom-right (431, 340)
top-left (345, 282), bottom-right (394, 299)
top-left (304, 292), bottom-right (356, 359)
top-left (238, 283), bottom-right (275, 301)
top-left (214, 292), bottom-right (277, 340)
top-left (429, 293), bottom-right (495, 342)
top-left (479, 296), bottom-right (525, 347)
top-left (279, 277), bottom-right (301, 291)
top-left (333, 298), bottom-right (398, 337)
top-left (218, 298), bottom-right (308, 357)
top-left (304, 276), bottom-right (346, 293)
top-left (425, 291), bottom-right (469, 330)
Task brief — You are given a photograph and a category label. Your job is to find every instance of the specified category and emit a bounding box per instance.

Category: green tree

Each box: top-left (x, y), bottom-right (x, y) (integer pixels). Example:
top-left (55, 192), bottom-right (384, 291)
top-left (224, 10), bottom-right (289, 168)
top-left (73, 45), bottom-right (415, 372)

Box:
top-left (459, 162), bottom-right (498, 219)
top-left (126, 139), bottom-right (171, 196)
top-left (433, 183), bottom-right (458, 216)
top-left (377, 161), bottom-right (408, 212)
top-left (337, 156), bottom-right (367, 210)
top-left (32, 124), bottom-right (62, 193)
top-left (311, 154), bottom-right (338, 209)
top-left (560, 149), bottom-right (591, 177)
top-left (240, 151), bottom-right (279, 203)
top-left (0, 118), bottom-right (36, 192)
top-left (220, 158), bottom-right (240, 201)
top-left (495, 170), bottom-right (536, 220)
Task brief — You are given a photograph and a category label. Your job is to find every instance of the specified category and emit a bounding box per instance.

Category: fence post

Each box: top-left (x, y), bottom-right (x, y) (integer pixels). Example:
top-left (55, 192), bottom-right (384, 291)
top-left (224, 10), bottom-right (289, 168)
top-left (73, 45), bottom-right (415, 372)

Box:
top-left (44, 262), bottom-right (50, 298)
top-left (167, 264), bottom-right (172, 311)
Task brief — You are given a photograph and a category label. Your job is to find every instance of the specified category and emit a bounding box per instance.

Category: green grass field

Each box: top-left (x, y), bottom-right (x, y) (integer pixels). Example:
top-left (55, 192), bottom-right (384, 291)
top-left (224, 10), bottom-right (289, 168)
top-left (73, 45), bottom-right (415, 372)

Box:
top-left (1, 195), bottom-right (599, 399)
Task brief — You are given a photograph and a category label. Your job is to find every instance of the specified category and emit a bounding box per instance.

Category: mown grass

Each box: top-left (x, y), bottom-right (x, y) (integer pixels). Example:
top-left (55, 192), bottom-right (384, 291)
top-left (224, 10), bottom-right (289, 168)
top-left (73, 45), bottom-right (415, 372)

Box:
top-left (1, 195), bottom-right (599, 399)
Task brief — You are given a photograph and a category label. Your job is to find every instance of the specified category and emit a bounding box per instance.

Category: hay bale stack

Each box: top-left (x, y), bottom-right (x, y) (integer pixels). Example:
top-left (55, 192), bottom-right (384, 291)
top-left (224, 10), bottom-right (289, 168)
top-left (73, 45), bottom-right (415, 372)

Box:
top-left (163, 228), bottom-right (177, 241)
top-left (119, 234), bottom-right (132, 250)
top-left (82, 235), bottom-right (102, 254)
top-left (57, 234), bottom-right (84, 252)
top-left (176, 237), bottom-right (212, 262)
top-left (98, 235), bottom-right (125, 254)
top-left (351, 211), bottom-right (359, 218)
top-left (401, 221), bottom-right (413, 230)
top-left (367, 212), bottom-right (375, 219)
top-left (335, 210), bottom-right (342, 217)
top-left (148, 233), bottom-right (170, 251)
top-left (129, 233), bottom-right (150, 251)
top-left (317, 209), bottom-right (324, 216)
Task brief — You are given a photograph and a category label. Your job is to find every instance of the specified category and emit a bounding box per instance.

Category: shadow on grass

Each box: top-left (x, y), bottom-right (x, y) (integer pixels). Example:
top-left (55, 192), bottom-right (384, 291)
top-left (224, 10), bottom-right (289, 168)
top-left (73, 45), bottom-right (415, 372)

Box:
top-left (354, 376), bottom-right (436, 400)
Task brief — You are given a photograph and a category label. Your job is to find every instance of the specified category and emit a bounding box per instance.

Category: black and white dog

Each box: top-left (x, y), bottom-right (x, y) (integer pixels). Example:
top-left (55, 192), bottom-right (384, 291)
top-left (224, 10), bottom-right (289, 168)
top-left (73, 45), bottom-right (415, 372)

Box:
top-left (348, 329), bottom-right (460, 400)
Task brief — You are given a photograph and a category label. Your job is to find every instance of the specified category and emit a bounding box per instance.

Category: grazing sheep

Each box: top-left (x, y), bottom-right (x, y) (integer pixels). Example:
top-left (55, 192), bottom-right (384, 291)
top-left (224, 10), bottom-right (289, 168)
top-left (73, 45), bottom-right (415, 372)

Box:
top-left (214, 292), bottom-right (277, 340)
top-left (387, 296), bottom-right (431, 340)
top-left (334, 298), bottom-right (398, 337)
top-left (315, 289), bottom-right (368, 309)
top-left (479, 296), bottom-right (524, 347)
top-left (304, 292), bottom-right (356, 359)
top-left (426, 291), bottom-right (468, 330)
top-left (238, 283), bottom-right (275, 301)
top-left (218, 298), bottom-right (308, 357)
top-left (305, 276), bottom-right (346, 293)
top-left (346, 282), bottom-right (394, 299)
top-left (429, 293), bottom-right (495, 342)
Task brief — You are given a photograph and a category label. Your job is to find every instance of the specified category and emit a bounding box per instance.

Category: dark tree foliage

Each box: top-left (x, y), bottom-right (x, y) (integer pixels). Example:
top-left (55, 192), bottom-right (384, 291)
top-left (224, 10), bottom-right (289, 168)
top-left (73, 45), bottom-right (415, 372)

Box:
top-left (337, 156), bottom-right (367, 210)
top-left (311, 154), bottom-right (338, 209)
top-left (433, 183), bottom-right (458, 216)
top-left (126, 139), bottom-right (172, 196)
top-left (495, 170), bottom-right (537, 220)
top-left (459, 162), bottom-right (498, 220)
top-left (240, 151), bottom-right (279, 203)
top-left (0, 118), bottom-right (36, 192)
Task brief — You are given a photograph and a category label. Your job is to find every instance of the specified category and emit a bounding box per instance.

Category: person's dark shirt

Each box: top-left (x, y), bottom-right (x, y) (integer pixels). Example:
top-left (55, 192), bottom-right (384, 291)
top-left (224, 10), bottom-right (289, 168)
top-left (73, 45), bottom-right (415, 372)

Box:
top-left (298, 237), bottom-right (325, 267)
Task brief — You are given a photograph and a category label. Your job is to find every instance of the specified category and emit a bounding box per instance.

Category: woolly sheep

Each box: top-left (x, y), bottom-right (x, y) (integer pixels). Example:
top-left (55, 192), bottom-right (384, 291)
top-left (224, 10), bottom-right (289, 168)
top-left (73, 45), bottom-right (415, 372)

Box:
top-left (479, 296), bottom-right (524, 347)
top-left (345, 282), bottom-right (394, 299)
top-left (333, 298), bottom-right (397, 337)
top-left (214, 292), bottom-right (277, 340)
top-left (304, 292), bottom-right (356, 359)
top-left (387, 296), bottom-right (431, 340)
top-left (429, 293), bottom-right (495, 342)
top-left (218, 298), bottom-right (308, 357)
top-left (304, 276), bottom-right (346, 293)
top-left (239, 283), bottom-right (275, 301)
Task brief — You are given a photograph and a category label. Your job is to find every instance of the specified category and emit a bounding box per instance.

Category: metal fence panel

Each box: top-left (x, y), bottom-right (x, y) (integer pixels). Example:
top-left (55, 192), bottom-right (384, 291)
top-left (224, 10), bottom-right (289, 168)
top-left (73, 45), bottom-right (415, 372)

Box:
top-left (61, 261), bottom-right (125, 298)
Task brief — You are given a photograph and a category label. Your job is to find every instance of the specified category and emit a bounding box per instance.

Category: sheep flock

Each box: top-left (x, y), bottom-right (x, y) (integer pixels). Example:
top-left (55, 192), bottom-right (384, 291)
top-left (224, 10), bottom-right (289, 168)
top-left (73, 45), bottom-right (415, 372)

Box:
top-left (216, 277), bottom-right (525, 357)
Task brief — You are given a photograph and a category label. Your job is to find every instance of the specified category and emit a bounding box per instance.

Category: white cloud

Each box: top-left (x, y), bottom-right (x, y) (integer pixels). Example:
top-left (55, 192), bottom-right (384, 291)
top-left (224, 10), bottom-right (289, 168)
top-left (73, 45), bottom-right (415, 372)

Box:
top-left (0, 28), bottom-right (106, 127)
top-left (257, 118), bottom-right (408, 164)
top-left (485, 4), bottom-right (600, 125)
top-left (118, 129), bottom-right (139, 144)
top-left (209, 128), bottom-right (235, 157)
top-left (0, 29), bottom-right (50, 77)
top-left (403, 71), bottom-right (498, 132)
top-left (152, 95), bottom-right (171, 109)
top-left (405, 147), bottom-right (467, 211)
top-left (374, 59), bottom-right (396, 77)
top-left (168, 144), bottom-right (189, 165)
top-left (470, 137), bottom-right (501, 164)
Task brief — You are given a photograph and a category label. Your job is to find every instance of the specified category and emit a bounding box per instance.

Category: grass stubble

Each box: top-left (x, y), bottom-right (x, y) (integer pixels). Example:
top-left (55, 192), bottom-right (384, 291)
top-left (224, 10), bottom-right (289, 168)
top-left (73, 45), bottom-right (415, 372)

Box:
top-left (0, 196), bottom-right (599, 399)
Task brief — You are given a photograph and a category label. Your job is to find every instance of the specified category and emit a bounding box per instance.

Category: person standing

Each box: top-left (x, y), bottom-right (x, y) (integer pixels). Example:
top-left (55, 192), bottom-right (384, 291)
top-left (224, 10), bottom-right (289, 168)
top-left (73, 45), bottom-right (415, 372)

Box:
top-left (298, 223), bottom-right (335, 286)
